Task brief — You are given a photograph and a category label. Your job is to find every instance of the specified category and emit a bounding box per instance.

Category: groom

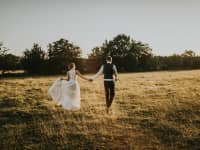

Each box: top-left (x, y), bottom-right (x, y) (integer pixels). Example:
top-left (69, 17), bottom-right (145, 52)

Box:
top-left (91, 56), bottom-right (118, 113)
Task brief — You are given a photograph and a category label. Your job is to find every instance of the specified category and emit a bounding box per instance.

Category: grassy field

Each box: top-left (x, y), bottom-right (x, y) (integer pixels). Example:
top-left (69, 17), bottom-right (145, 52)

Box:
top-left (0, 70), bottom-right (200, 150)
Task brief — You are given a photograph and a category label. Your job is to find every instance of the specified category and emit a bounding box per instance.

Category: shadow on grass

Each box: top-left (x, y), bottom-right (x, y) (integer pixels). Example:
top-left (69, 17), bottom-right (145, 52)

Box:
top-left (0, 96), bottom-right (97, 149)
top-left (115, 97), bottom-right (200, 150)
top-left (0, 97), bottom-right (32, 127)
top-left (0, 97), bottom-right (53, 127)
top-left (64, 133), bottom-right (95, 150)
top-left (137, 112), bottom-right (200, 149)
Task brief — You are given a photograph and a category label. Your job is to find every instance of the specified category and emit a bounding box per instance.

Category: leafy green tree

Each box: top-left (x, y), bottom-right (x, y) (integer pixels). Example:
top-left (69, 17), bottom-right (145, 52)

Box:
top-left (102, 34), bottom-right (131, 58)
top-left (192, 57), bottom-right (200, 69)
top-left (47, 38), bottom-right (82, 74)
top-left (0, 42), bottom-right (9, 74)
top-left (181, 50), bottom-right (196, 57)
top-left (88, 47), bottom-right (104, 71)
top-left (88, 34), bottom-right (153, 72)
top-left (21, 43), bottom-right (46, 74)
top-left (3, 54), bottom-right (21, 71)
top-left (102, 34), bottom-right (131, 71)
top-left (131, 41), bottom-right (153, 71)
top-left (0, 42), bottom-right (9, 56)
top-left (181, 50), bottom-right (197, 69)
top-left (88, 47), bottom-right (103, 58)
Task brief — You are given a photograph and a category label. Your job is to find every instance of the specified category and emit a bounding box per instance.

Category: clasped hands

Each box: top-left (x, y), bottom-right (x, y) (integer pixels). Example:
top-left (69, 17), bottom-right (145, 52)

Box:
top-left (88, 78), bottom-right (93, 82)
top-left (87, 78), bottom-right (119, 82)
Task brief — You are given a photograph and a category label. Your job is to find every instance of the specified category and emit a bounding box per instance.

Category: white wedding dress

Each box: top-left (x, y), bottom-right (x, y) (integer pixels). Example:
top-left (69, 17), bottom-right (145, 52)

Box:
top-left (48, 68), bottom-right (80, 110)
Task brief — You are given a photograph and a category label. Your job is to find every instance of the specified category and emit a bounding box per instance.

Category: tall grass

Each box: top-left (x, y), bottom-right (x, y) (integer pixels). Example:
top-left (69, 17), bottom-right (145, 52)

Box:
top-left (0, 70), bottom-right (200, 149)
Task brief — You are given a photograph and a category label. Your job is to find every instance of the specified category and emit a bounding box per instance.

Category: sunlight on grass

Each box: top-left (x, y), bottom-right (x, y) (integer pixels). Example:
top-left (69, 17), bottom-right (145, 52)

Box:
top-left (0, 70), bottom-right (200, 149)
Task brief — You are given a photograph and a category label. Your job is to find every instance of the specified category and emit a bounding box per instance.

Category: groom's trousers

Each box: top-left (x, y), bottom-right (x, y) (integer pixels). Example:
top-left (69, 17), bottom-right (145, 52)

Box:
top-left (104, 81), bottom-right (115, 108)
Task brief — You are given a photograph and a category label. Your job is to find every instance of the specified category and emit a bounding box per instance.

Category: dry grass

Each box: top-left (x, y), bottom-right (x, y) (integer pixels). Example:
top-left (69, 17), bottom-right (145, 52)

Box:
top-left (0, 70), bottom-right (200, 150)
top-left (0, 70), bottom-right (25, 74)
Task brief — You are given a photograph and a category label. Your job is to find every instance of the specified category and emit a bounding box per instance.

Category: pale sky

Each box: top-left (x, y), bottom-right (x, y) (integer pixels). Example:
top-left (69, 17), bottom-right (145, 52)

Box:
top-left (0, 0), bottom-right (200, 57)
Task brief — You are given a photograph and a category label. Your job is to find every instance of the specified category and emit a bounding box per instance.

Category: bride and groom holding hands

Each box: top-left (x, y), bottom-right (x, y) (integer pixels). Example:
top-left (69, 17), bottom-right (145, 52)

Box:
top-left (48, 56), bottom-right (118, 113)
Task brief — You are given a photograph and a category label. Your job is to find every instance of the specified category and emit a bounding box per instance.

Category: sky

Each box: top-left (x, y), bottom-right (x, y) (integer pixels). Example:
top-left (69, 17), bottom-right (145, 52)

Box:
top-left (0, 0), bottom-right (200, 57)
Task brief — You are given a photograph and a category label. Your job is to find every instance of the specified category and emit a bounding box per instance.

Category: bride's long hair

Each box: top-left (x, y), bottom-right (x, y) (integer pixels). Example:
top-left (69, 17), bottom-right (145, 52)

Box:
top-left (68, 62), bottom-right (75, 71)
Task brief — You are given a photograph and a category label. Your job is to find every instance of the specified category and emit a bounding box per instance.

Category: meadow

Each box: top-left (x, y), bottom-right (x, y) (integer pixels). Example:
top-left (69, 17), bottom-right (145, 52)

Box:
top-left (0, 70), bottom-right (200, 150)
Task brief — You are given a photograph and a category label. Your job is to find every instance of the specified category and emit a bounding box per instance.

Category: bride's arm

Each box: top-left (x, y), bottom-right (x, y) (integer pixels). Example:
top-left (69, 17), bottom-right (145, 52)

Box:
top-left (76, 70), bottom-right (89, 81)
top-left (60, 72), bottom-right (70, 81)
top-left (92, 65), bottom-right (103, 80)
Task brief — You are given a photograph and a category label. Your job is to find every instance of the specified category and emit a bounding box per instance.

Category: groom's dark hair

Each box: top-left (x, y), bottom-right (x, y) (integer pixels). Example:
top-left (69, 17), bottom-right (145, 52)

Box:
top-left (106, 56), bottom-right (112, 62)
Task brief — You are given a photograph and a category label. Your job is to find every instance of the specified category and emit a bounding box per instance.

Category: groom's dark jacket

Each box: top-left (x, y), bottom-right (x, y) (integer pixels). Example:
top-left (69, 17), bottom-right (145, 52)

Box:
top-left (93, 63), bottom-right (117, 80)
top-left (103, 63), bottom-right (114, 79)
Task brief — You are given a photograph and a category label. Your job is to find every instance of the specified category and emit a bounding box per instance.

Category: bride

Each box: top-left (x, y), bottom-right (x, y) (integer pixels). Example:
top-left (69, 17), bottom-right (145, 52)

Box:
top-left (48, 62), bottom-right (90, 110)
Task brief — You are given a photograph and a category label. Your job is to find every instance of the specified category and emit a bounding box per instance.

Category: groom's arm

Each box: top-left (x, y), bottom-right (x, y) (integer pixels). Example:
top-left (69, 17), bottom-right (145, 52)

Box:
top-left (92, 65), bottom-right (104, 80)
top-left (113, 65), bottom-right (118, 81)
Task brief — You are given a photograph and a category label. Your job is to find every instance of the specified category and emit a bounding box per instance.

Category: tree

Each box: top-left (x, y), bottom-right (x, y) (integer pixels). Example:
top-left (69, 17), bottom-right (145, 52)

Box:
top-left (130, 41), bottom-right (153, 71)
top-left (47, 38), bottom-right (82, 74)
top-left (3, 54), bottom-right (21, 71)
top-left (87, 47), bottom-right (104, 71)
top-left (88, 34), bottom-right (153, 72)
top-left (0, 42), bottom-right (22, 75)
top-left (101, 34), bottom-right (135, 71)
top-left (0, 42), bottom-right (9, 74)
top-left (0, 42), bottom-right (9, 56)
top-left (181, 50), bottom-right (197, 69)
top-left (21, 43), bottom-right (46, 74)
top-left (181, 50), bottom-right (196, 57)
top-left (102, 34), bottom-right (132, 58)
top-left (88, 46), bottom-right (103, 58)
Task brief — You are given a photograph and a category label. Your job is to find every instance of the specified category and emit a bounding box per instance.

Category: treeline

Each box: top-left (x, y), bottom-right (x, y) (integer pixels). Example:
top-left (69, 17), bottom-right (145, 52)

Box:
top-left (0, 34), bottom-right (200, 75)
